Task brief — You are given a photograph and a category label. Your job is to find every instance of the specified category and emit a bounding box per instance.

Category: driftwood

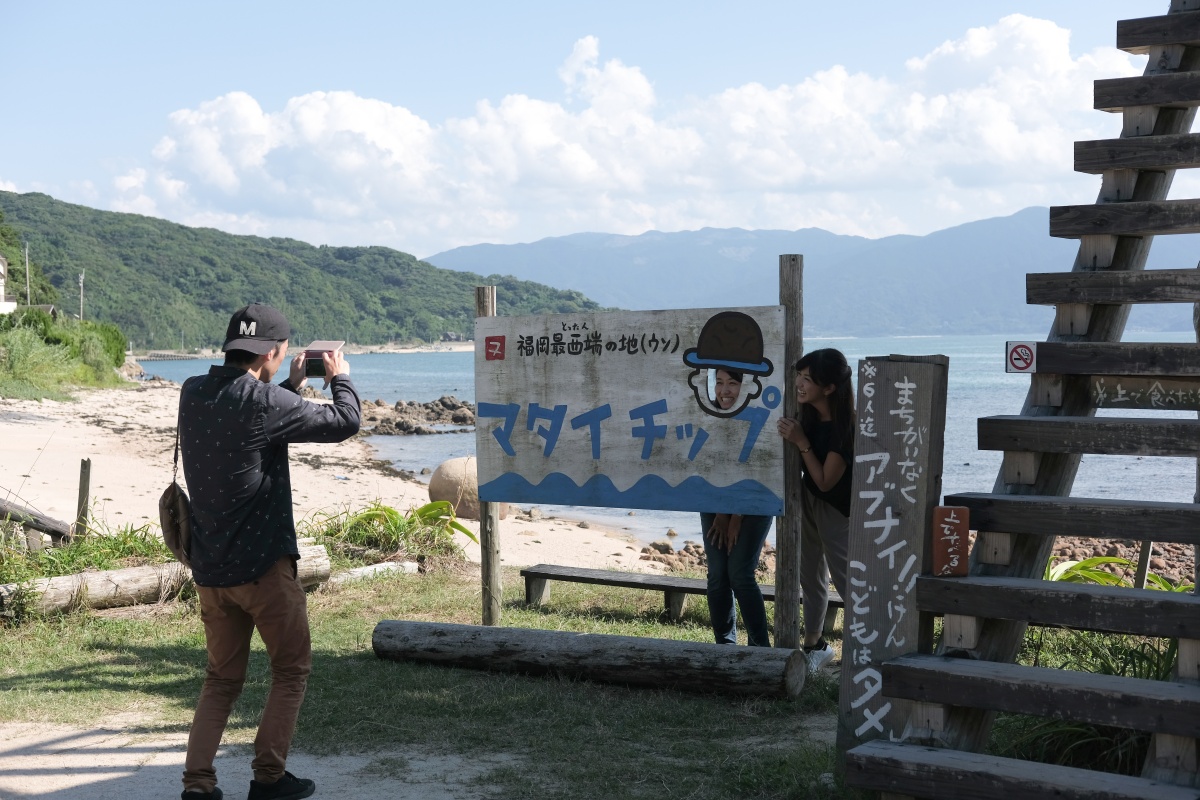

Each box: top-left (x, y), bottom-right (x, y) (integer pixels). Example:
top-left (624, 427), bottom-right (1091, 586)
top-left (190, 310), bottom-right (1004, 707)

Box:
top-left (372, 620), bottom-right (806, 698)
top-left (0, 497), bottom-right (73, 543)
top-left (0, 544), bottom-right (331, 615)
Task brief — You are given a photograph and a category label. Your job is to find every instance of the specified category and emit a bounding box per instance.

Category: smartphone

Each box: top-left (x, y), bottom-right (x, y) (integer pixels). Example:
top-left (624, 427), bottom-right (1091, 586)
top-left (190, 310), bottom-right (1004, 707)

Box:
top-left (303, 341), bottom-right (345, 378)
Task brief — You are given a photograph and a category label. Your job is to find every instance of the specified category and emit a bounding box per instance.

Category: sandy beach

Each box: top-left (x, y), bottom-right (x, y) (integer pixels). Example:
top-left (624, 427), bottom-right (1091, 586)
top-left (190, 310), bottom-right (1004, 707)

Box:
top-left (0, 379), bottom-right (653, 572)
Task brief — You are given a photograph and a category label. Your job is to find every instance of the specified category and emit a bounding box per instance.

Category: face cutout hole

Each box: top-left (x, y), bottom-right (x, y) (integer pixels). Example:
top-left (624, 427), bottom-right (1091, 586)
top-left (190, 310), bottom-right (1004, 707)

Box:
top-left (708, 369), bottom-right (744, 412)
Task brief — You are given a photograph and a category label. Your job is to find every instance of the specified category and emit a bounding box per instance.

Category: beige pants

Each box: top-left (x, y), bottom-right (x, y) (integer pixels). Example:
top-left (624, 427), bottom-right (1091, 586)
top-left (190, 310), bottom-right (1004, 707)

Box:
top-left (799, 488), bottom-right (849, 646)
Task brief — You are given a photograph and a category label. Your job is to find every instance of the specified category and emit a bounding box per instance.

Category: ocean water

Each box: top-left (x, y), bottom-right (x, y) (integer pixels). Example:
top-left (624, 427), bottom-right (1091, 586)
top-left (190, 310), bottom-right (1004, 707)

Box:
top-left (141, 332), bottom-right (1197, 545)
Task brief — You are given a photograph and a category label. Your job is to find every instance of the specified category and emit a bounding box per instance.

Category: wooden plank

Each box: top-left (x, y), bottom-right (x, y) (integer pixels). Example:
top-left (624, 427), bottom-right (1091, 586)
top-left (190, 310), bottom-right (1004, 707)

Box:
top-left (1028, 342), bottom-right (1200, 376)
top-left (945, 492), bottom-right (1200, 544)
top-left (917, 575), bottom-right (1200, 638)
top-left (978, 415), bottom-right (1200, 457)
top-left (883, 654), bottom-right (1200, 738)
top-left (1095, 71), bottom-right (1200, 112)
top-left (1117, 11), bottom-right (1200, 54)
top-left (0, 497), bottom-right (72, 543)
top-left (845, 740), bottom-right (1200, 800)
top-left (1091, 375), bottom-right (1200, 411)
top-left (518, 563), bottom-right (851, 606)
top-left (1050, 199), bottom-right (1200, 238)
top-left (521, 564), bottom-right (719, 594)
top-left (1075, 133), bottom-right (1200, 173)
top-left (1028, 269), bottom-right (1200, 305)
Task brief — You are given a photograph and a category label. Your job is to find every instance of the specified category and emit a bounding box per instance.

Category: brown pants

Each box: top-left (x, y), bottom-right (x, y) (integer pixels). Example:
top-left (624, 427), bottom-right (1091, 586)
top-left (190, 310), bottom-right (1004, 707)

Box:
top-left (183, 556), bottom-right (312, 793)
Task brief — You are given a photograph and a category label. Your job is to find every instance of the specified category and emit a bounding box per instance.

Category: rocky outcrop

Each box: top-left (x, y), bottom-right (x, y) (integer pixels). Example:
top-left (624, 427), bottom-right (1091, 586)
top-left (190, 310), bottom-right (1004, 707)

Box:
top-left (639, 539), bottom-right (777, 580)
top-left (363, 396), bottom-right (475, 436)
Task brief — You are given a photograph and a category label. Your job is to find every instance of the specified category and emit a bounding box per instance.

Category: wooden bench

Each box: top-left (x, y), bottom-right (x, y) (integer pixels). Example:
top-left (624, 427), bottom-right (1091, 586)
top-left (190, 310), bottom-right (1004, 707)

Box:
top-left (519, 563), bottom-right (843, 631)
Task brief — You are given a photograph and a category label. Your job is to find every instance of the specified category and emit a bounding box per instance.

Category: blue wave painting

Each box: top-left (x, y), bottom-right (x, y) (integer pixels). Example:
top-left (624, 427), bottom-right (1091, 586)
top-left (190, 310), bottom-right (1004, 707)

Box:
top-left (479, 472), bottom-right (783, 516)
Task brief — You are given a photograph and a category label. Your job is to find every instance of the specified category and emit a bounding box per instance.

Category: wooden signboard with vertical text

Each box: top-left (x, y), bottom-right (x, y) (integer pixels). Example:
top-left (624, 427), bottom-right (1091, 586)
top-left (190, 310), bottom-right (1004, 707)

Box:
top-left (836, 355), bottom-right (949, 755)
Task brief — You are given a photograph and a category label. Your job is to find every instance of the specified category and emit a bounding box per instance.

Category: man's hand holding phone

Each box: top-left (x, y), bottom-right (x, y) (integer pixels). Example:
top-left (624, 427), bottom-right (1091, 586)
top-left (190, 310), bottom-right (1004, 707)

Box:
top-left (300, 341), bottom-right (348, 390)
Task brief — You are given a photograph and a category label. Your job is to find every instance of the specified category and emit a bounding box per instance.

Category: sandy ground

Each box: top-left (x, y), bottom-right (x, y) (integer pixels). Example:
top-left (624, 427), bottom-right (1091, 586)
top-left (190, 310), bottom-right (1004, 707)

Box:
top-left (0, 379), bottom-right (676, 800)
top-left (0, 380), bottom-right (652, 572)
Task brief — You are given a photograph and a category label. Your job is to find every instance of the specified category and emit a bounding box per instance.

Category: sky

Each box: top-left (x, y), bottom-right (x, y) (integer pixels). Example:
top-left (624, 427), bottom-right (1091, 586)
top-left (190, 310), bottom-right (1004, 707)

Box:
top-left (0, 1), bottom-right (1181, 258)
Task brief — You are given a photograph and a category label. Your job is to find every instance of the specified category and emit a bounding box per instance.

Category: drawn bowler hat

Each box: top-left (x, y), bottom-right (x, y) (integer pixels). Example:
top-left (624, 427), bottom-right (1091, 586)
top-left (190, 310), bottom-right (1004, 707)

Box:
top-left (682, 311), bottom-right (774, 376)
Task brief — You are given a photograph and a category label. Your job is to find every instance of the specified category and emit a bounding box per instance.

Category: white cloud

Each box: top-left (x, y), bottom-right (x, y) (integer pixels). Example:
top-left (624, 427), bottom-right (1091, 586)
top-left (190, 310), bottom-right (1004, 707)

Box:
top-left (0, 179), bottom-right (16, 192)
top-left (110, 15), bottom-right (1144, 255)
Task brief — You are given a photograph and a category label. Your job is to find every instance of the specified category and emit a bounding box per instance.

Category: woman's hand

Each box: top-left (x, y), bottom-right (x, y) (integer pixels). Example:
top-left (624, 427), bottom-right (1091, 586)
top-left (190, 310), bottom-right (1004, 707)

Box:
top-left (724, 514), bottom-right (742, 553)
top-left (705, 514), bottom-right (730, 548)
top-left (777, 418), bottom-right (810, 451)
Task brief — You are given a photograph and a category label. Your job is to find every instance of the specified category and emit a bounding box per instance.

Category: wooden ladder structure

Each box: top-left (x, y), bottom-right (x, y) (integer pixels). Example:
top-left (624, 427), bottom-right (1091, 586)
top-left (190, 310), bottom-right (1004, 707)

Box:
top-left (845, 4), bottom-right (1200, 798)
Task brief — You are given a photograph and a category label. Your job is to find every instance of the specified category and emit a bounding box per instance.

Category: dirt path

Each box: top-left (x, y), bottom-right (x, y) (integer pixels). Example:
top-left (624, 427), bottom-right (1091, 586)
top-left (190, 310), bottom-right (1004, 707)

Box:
top-left (0, 721), bottom-right (519, 799)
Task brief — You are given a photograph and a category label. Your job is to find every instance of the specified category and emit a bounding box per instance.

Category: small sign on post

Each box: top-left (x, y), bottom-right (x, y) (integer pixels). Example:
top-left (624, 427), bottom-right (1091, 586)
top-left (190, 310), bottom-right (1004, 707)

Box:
top-left (931, 506), bottom-right (969, 577)
top-left (1005, 341), bottom-right (1038, 374)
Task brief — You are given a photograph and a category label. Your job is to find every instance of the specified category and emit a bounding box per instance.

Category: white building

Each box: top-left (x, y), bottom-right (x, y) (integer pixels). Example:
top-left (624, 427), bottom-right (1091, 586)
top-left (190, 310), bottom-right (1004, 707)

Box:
top-left (0, 255), bottom-right (16, 315)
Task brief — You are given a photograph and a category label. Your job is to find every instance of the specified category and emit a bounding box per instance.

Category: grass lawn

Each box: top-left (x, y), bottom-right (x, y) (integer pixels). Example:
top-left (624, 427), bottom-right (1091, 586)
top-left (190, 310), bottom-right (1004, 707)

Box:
top-left (0, 564), bottom-right (855, 800)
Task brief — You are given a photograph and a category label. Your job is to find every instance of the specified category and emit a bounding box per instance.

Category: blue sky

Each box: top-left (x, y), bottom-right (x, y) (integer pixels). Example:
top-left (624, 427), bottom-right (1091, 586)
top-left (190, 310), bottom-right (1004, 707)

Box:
top-left (1, 1), bottom-right (1175, 256)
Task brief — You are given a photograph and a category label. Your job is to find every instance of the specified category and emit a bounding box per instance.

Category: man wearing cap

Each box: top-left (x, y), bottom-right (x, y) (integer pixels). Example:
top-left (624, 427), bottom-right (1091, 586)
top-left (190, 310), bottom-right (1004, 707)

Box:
top-left (179, 303), bottom-right (361, 800)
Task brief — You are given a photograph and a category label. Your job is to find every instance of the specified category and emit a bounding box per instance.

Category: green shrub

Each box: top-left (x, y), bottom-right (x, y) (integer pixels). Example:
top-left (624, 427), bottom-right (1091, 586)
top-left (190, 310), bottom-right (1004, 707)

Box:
top-left (0, 312), bottom-right (129, 397)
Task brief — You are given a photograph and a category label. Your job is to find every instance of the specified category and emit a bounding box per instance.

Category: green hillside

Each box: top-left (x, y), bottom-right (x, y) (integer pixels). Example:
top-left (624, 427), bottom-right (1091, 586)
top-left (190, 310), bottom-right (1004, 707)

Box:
top-left (0, 191), bottom-right (602, 350)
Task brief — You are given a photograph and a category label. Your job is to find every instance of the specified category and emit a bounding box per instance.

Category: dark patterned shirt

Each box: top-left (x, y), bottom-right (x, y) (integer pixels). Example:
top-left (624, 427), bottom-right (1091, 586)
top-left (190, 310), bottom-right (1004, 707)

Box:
top-left (179, 365), bottom-right (361, 587)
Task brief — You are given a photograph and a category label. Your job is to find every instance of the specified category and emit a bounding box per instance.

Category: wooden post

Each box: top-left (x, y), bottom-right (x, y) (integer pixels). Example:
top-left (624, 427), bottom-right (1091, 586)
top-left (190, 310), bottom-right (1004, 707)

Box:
top-left (475, 286), bottom-right (502, 626)
top-left (836, 355), bottom-right (949, 762)
top-left (775, 254), bottom-right (803, 649)
top-left (73, 458), bottom-right (91, 539)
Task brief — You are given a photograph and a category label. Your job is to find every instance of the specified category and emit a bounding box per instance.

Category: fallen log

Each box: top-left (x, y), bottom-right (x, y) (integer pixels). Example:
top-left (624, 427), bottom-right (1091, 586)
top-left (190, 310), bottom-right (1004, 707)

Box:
top-left (0, 544), bottom-right (331, 615)
top-left (0, 498), bottom-right (73, 543)
top-left (372, 620), bottom-right (806, 698)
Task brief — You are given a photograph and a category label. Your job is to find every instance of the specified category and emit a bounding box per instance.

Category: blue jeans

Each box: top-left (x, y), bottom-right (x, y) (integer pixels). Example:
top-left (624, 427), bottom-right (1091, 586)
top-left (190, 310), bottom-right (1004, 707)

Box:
top-left (700, 513), bottom-right (773, 647)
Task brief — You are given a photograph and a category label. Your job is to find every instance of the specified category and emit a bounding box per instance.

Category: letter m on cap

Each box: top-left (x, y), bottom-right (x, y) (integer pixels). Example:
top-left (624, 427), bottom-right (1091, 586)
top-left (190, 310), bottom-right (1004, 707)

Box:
top-left (239, 321), bottom-right (257, 336)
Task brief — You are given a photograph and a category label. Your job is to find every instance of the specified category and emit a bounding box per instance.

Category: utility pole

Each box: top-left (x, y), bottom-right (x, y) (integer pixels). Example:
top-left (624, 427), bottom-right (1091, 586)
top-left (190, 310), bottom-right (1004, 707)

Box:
top-left (78, 271), bottom-right (84, 321)
top-left (24, 242), bottom-right (30, 305)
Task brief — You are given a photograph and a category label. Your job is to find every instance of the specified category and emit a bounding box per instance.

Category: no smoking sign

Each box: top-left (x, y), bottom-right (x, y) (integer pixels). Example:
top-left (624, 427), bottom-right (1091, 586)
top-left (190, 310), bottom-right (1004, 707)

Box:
top-left (1005, 341), bottom-right (1038, 374)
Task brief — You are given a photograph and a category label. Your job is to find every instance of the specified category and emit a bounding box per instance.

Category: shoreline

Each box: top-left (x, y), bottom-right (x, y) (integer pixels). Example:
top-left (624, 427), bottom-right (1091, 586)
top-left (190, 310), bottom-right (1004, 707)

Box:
top-left (0, 382), bottom-right (660, 573)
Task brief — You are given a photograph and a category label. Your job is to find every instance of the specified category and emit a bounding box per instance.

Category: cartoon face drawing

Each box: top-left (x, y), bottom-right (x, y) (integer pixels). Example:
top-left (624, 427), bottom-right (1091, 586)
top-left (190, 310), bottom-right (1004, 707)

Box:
top-left (682, 311), bottom-right (774, 418)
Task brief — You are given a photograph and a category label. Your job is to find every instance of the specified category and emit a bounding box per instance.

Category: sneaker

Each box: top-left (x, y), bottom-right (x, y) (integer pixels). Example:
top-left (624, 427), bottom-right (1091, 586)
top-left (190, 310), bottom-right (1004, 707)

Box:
top-left (247, 771), bottom-right (315, 800)
top-left (804, 639), bottom-right (835, 673)
top-left (182, 788), bottom-right (223, 800)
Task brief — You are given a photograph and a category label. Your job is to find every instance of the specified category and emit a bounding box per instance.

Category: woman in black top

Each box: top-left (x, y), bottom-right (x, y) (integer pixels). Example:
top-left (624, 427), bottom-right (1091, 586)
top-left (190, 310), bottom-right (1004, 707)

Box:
top-left (777, 348), bottom-right (854, 673)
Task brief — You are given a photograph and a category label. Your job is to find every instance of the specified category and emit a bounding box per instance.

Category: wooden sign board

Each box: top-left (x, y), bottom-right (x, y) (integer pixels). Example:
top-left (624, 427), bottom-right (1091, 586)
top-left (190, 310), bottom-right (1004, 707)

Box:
top-left (931, 506), bottom-right (969, 577)
top-left (474, 307), bottom-right (786, 515)
top-left (837, 355), bottom-right (949, 754)
top-left (1092, 376), bottom-right (1200, 411)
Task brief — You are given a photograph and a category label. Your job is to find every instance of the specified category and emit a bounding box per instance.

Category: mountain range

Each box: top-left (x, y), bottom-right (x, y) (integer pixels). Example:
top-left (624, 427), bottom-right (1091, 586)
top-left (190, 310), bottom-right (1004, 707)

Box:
top-left (3, 190), bottom-right (1196, 349)
top-left (427, 208), bottom-right (1200, 336)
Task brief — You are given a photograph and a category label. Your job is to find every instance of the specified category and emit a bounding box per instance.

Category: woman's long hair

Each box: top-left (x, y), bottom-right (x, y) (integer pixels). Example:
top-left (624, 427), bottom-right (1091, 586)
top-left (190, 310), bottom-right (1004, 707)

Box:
top-left (795, 348), bottom-right (855, 450)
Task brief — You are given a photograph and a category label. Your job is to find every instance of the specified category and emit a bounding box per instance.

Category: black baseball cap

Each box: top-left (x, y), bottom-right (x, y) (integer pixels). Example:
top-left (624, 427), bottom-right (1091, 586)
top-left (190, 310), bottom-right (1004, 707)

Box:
top-left (222, 303), bottom-right (293, 354)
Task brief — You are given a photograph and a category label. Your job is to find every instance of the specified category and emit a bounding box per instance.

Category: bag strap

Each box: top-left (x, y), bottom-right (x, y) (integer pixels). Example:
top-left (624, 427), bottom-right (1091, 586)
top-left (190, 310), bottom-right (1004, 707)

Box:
top-left (172, 427), bottom-right (181, 484)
